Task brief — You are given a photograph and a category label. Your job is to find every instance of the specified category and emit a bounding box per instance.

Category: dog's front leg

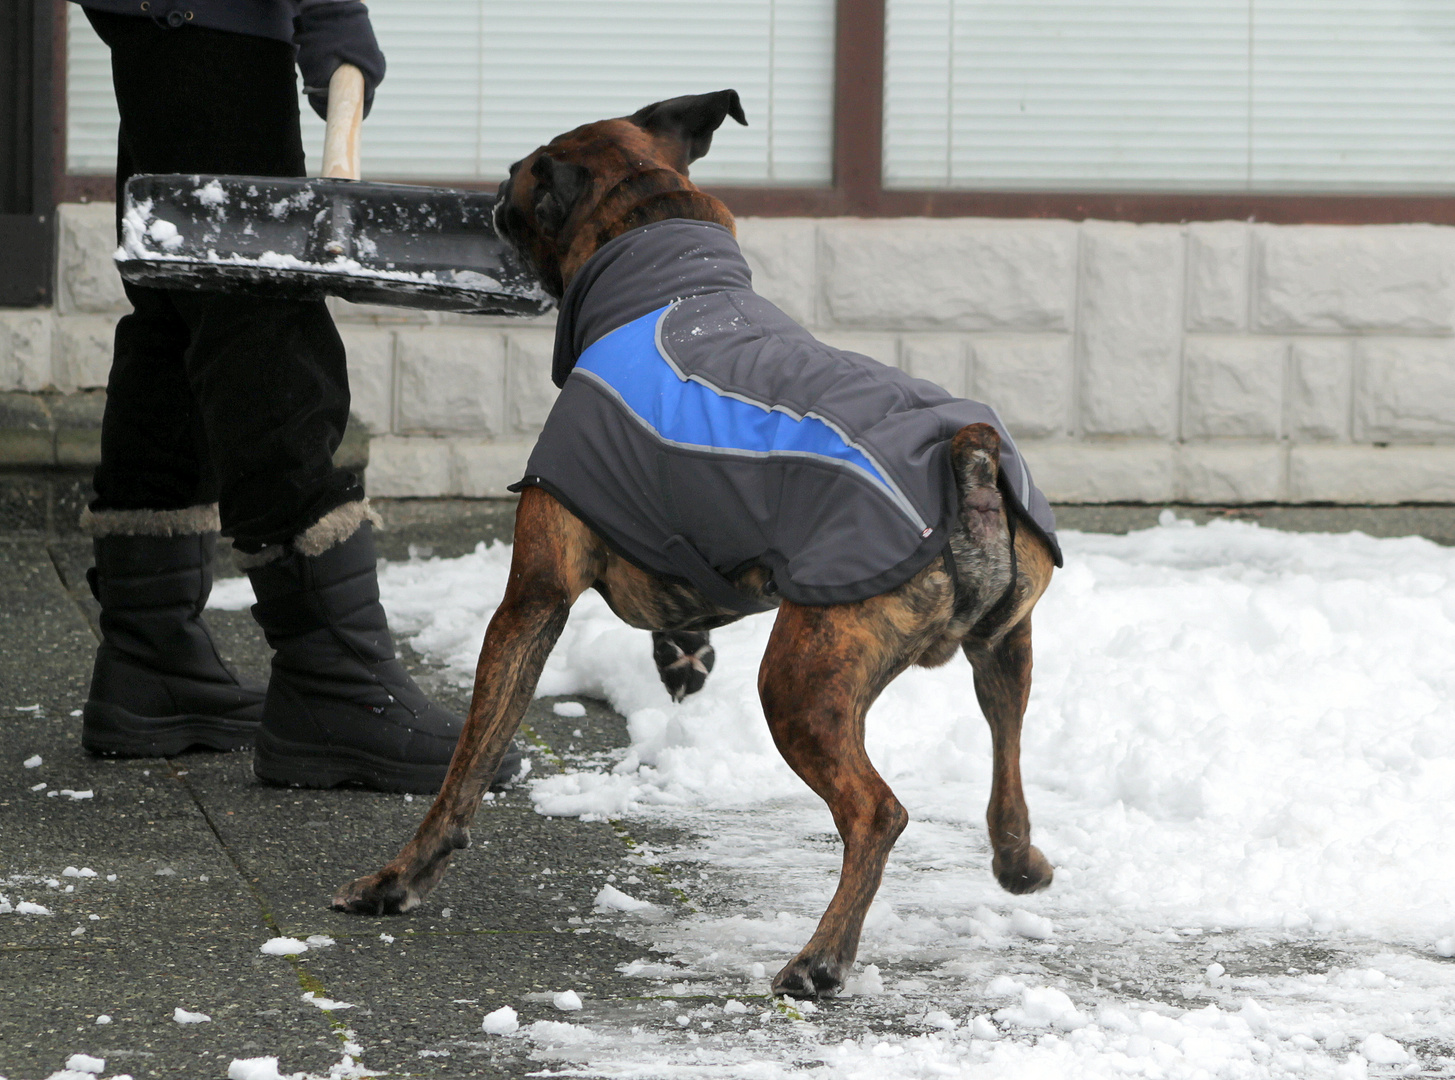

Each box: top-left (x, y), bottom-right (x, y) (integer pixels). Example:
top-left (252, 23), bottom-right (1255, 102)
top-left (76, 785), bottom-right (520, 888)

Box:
top-left (759, 601), bottom-right (910, 999)
top-left (964, 616), bottom-right (1053, 894)
top-left (333, 489), bottom-right (599, 916)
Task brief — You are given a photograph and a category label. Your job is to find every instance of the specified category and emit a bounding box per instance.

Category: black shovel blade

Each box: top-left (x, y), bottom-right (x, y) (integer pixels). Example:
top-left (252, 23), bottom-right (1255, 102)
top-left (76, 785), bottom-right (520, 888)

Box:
top-left (116, 174), bottom-right (553, 317)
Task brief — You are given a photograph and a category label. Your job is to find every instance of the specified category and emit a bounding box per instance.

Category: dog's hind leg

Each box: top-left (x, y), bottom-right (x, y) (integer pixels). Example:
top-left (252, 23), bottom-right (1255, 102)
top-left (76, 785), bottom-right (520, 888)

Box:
top-left (950, 421), bottom-right (1054, 895)
top-left (963, 615), bottom-right (1054, 895)
top-left (332, 488), bottom-right (600, 916)
top-left (651, 629), bottom-right (715, 701)
top-left (759, 601), bottom-right (911, 999)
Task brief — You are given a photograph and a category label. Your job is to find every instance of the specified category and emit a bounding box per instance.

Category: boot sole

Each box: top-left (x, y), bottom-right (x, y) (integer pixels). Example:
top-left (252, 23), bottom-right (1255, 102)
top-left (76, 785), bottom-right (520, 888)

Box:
top-left (253, 730), bottom-right (524, 796)
top-left (253, 727), bottom-right (450, 795)
top-left (82, 701), bottom-right (259, 757)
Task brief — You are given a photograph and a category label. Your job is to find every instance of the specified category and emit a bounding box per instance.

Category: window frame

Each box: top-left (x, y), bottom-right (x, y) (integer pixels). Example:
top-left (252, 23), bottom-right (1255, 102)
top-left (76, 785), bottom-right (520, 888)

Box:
top-left (58, 0), bottom-right (1455, 223)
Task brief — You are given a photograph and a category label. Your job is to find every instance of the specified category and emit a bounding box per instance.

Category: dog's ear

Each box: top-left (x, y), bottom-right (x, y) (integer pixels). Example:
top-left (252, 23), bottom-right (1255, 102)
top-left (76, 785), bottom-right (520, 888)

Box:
top-left (629, 89), bottom-right (748, 167)
top-left (530, 154), bottom-right (592, 237)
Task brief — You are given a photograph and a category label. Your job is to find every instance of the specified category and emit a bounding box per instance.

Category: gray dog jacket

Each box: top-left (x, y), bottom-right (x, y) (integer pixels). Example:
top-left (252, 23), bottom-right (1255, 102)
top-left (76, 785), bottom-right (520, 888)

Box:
top-left (512, 219), bottom-right (1060, 612)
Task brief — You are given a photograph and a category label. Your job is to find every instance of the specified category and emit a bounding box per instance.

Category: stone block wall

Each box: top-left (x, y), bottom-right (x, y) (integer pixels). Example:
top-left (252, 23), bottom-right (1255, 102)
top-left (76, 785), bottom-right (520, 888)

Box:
top-left (5, 201), bottom-right (1455, 503)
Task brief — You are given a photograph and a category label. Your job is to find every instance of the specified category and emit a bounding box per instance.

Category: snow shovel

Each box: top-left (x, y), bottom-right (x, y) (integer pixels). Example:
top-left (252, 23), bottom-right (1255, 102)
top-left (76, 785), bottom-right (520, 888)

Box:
top-left (114, 65), bottom-right (551, 317)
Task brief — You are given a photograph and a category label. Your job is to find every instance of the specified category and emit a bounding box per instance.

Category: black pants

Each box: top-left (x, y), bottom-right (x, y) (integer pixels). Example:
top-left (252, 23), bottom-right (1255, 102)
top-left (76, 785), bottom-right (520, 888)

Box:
top-left (87, 10), bottom-right (363, 552)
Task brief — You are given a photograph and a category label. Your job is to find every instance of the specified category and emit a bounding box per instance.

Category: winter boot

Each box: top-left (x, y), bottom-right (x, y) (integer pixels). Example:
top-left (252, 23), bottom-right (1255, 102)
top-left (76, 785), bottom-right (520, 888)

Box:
top-left (244, 501), bottom-right (521, 794)
top-left (81, 505), bottom-right (266, 756)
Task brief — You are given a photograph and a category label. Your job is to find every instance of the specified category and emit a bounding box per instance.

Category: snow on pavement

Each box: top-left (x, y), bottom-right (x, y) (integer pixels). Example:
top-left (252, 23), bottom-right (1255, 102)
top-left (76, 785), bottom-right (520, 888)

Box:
top-left (210, 514), bottom-right (1455, 1076)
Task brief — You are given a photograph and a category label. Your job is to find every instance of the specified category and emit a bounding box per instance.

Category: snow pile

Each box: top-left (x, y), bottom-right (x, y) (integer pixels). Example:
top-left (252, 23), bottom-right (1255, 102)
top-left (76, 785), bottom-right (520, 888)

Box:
top-left (249, 516), bottom-right (1455, 943)
top-left (208, 515), bottom-right (1455, 1076)
top-left (552, 990), bottom-right (584, 1011)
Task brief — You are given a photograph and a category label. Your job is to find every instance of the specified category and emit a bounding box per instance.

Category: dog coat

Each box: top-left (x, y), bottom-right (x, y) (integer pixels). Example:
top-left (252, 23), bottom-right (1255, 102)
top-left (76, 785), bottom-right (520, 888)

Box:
top-left (512, 219), bottom-right (1060, 611)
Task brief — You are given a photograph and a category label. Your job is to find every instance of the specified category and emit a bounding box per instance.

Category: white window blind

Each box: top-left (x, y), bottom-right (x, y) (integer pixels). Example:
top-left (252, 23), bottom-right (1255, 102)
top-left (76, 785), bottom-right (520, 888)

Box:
top-left (67, 0), bottom-right (835, 185)
top-left (66, 6), bottom-right (121, 174)
top-left (884, 0), bottom-right (1455, 192)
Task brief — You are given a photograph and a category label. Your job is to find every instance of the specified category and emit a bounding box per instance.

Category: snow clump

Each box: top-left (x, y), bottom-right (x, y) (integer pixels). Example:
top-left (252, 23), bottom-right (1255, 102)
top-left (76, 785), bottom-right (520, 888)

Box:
top-left (593, 884), bottom-right (654, 913)
top-left (301, 992), bottom-right (355, 1011)
top-left (259, 937), bottom-right (308, 956)
top-left (1360, 1033), bottom-right (1411, 1065)
top-left (1009, 908), bottom-right (1054, 940)
top-left (525, 1020), bottom-right (597, 1046)
top-left (194, 179), bottom-right (227, 206)
top-left (481, 1005), bottom-right (518, 1034)
top-left (227, 1057), bottom-right (293, 1080)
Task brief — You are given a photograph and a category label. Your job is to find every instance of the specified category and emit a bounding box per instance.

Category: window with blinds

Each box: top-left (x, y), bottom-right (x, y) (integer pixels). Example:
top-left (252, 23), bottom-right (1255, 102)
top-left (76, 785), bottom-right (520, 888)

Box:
top-left (884, 0), bottom-right (1455, 192)
top-left (67, 0), bottom-right (835, 185)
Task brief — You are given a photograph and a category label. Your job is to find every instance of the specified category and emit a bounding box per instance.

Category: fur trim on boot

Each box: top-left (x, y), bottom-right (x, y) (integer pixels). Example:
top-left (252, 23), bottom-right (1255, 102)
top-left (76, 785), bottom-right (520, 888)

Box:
top-left (81, 504), bottom-right (221, 538)
top-left (295, 499), bottom-right (384, 556)
top-left (232, 499), bottom-right (383, 570)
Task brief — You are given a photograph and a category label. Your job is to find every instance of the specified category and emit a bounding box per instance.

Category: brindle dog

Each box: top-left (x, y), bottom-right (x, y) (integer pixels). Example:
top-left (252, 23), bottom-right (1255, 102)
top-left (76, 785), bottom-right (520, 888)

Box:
top-left (333, 90), bottom-right (1057, 1000)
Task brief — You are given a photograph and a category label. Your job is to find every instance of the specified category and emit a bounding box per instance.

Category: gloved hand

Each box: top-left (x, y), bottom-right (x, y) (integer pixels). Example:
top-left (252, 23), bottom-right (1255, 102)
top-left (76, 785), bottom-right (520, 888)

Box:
top-left (294, 0), bottom-right (386, 119)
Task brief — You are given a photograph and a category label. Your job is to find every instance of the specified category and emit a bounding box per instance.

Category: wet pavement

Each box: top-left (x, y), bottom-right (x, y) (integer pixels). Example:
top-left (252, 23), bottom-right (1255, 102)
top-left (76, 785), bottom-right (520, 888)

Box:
top-left (1, 519), bottom-right (689, 1079)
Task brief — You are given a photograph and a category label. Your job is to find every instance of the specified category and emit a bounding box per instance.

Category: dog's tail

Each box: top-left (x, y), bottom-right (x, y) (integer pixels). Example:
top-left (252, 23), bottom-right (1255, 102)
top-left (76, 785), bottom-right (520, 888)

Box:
top-left (947, 423), bottom-right (1015, 628)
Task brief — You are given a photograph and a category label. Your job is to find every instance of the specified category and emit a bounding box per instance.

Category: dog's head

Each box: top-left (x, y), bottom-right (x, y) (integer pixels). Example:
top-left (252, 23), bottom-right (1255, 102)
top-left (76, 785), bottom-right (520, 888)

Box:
top-left (493, 89), bottom-right (748, 298)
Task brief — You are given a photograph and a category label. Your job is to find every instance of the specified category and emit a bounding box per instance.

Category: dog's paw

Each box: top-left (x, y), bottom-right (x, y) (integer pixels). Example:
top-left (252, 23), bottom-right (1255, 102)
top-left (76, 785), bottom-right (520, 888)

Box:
top-left (331, 872), bottom-right (418, 916)
top-left (993, 844), bottom-right (1054, 895)
top-left (651, 630), bottom-right (715, 702)
top-left (772, 955), bottom-right (845, 1000)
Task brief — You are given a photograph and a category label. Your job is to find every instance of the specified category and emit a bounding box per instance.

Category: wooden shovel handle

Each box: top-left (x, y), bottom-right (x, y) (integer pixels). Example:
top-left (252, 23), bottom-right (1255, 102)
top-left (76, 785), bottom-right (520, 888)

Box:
top-left (321, 63), bottom-right (365, 180)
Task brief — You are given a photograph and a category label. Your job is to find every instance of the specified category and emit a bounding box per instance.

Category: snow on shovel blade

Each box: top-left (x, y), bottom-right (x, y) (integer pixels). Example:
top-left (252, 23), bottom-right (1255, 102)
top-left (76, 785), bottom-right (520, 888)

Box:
top-left (116, 174), bottom-right (553, 317)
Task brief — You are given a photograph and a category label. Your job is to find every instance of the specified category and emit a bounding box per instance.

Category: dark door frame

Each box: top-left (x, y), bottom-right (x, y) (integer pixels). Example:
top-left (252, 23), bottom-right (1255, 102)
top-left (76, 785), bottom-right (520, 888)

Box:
top-left (1, 0), bottom-right (57, 306)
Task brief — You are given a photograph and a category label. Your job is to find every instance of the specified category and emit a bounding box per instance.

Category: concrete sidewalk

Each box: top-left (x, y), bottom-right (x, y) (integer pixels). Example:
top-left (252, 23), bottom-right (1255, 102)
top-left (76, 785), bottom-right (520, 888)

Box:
top-left (4, 500), bottom-right (1454, 1080)
top-left (0, 508), bottom-right (689, 1080)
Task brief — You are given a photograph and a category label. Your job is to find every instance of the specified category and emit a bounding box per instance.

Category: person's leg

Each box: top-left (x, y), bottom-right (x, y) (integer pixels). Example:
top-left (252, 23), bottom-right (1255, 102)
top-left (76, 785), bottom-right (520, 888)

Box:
top-left (82, 13), bottom-right (267, 755)
top-left (88, 9), bottom-right (362, 545)
top-left (83, 11), bottom-right (518, 788)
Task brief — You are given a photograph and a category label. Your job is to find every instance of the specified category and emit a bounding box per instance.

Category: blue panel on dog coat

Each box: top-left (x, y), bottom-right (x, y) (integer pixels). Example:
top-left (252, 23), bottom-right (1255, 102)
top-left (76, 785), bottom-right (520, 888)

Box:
top-left (574, 304), bottom-right (906, 517)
